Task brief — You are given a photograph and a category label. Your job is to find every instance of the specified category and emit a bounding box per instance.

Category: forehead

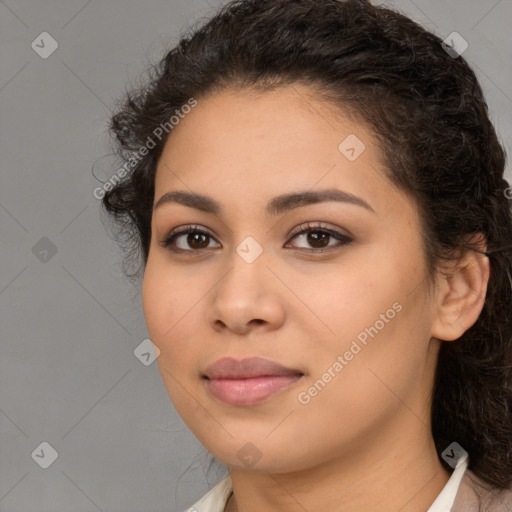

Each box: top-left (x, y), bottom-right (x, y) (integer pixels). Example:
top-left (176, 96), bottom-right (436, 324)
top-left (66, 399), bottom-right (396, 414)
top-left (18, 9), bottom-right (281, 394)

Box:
top-left (153, 85), bottom-right (411, 219)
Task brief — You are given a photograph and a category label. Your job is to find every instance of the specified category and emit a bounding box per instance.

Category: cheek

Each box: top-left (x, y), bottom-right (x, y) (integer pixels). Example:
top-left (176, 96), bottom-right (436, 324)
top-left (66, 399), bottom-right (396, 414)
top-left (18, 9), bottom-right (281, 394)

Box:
top-left (141, 262), bottom-right (163, 339)
top-left (307, 248), bottom-right (430, 381)
top-left (142, 258), bottom-right (207, 368)
top-left (142, 258), bottom-right (181, 345)
top-left (142, 263), bottom-right (201, 405)
top-left (292, 306), bottom-right (428, 444)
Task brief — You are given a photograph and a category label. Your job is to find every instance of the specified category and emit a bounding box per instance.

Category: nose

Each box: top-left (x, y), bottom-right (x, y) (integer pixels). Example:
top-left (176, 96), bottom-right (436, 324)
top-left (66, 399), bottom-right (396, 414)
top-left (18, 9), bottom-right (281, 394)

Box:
top-left (207, 248), bottom-right (286, 335)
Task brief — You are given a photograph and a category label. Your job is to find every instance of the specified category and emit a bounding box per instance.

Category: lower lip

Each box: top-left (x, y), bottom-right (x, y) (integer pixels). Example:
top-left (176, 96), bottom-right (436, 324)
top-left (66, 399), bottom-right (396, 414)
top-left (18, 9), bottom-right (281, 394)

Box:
top-left (204, 374), bottom-right (303, 406)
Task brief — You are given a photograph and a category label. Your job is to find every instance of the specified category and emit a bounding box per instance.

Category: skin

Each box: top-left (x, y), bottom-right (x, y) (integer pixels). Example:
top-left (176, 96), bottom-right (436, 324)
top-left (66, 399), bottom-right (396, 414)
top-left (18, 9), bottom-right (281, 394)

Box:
top-left (142, 84), bottom-right (489, 512)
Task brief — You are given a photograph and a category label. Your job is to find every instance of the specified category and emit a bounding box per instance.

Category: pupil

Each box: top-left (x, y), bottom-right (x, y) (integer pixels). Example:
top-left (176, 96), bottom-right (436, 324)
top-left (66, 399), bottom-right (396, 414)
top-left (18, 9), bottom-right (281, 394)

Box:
top-left (188, 233), bottom-right (209, 249)
top-left (308, 232), bottom-right (328, 248)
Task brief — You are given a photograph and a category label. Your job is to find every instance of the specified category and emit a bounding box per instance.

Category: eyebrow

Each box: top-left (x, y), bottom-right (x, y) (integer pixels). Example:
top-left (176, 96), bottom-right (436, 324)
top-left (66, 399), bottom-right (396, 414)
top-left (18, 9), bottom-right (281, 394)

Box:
top-left (153, 188), bottom-right (376, 216)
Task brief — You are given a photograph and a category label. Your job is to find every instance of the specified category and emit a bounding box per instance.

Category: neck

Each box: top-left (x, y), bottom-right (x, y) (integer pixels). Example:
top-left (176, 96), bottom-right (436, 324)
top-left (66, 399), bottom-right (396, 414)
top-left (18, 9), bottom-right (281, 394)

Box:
top-left (225, 416), bottom-right (451, 512)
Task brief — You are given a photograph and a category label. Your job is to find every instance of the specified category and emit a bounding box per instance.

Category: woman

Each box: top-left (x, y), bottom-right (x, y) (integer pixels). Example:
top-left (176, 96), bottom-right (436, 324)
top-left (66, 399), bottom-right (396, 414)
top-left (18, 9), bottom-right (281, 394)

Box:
top-left (101, 0), bottom-right (512, 510)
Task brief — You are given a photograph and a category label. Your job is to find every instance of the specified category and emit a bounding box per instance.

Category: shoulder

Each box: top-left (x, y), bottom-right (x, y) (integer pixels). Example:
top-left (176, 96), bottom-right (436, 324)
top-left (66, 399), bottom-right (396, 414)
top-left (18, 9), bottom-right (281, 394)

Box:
top-left (451, 469), bottom-right (512, 512)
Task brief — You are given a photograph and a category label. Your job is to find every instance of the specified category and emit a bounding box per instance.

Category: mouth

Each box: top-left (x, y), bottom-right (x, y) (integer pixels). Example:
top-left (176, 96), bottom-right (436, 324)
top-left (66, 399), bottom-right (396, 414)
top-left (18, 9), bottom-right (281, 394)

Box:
top-left (202, 356), bottom-right (305, 406)
top-left (202, 356), bottom-right (304, 379)
top-left (202, 374), bottom-right (305, 406)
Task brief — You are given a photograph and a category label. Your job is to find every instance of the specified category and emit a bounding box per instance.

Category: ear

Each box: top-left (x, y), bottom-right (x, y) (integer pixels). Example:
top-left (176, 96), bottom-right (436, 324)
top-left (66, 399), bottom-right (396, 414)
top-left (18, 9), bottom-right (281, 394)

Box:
top-left (430, 234), bottom-right (490, 342)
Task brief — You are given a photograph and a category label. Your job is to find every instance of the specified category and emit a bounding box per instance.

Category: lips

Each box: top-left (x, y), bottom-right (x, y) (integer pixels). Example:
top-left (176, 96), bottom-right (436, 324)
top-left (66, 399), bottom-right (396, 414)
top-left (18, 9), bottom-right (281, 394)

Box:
top-left (202, 357), bottom-right (305, 406)
top-left (202, 356), bottom-right (304, 380)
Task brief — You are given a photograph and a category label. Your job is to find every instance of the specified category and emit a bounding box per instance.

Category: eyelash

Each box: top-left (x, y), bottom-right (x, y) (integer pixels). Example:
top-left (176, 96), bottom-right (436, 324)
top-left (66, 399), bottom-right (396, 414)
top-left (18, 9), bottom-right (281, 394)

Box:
top-left (159, 222), bottom-right (353, 254)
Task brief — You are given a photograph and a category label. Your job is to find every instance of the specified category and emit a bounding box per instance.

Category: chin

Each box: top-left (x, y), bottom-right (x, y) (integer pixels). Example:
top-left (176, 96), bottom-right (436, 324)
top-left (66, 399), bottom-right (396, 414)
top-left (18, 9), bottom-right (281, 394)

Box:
top-left (204, 436), bottom-right (318, 475)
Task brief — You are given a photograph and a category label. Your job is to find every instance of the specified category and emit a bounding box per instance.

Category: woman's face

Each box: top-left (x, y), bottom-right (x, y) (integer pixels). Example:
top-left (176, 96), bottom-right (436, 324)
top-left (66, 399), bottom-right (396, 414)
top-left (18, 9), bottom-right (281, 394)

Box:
top-left (142, 85), bottom-right (441, 473)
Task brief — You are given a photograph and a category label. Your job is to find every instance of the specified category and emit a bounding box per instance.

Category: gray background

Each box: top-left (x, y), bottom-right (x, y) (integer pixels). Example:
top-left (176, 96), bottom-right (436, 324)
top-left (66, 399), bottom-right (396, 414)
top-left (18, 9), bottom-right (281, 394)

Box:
top-left (1, 0), bottom-right (511, 511)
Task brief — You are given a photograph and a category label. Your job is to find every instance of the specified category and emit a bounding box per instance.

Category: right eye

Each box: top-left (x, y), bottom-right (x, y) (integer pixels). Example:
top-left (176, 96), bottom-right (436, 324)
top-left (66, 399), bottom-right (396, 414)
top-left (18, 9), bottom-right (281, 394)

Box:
top-left (159, 225), bottom-right (221, 252)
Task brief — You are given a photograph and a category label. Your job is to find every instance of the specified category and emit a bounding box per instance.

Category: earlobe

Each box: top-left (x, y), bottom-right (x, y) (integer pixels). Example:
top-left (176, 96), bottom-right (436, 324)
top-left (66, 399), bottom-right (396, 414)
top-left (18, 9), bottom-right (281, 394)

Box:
top-left (430, 234), bottom-right (490, 342)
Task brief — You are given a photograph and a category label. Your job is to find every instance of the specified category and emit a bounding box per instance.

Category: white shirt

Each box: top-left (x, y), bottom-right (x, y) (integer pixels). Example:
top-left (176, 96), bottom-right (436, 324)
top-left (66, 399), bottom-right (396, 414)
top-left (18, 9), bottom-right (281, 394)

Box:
top-left (183, 453), bottom-right (469, 512)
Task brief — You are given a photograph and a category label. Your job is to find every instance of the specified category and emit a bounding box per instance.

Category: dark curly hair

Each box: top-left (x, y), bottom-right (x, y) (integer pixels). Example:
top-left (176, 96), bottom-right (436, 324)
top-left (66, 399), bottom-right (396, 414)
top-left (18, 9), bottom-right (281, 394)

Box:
top-left (101, 0), bottom-right (512, 496)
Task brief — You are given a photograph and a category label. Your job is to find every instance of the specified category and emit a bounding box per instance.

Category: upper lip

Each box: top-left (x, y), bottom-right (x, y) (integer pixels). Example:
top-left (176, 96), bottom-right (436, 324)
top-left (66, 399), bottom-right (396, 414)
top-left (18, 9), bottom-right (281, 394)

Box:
top-left (203, 357), bottom-right (304, 379)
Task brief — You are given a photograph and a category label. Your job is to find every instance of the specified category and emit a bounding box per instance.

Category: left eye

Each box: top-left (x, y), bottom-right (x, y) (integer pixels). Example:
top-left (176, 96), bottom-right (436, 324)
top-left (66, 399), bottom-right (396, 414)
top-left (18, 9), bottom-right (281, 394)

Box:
top-left (285, 222), bottom-right (353, 252)
top-left (159, 223), bottom-right (353, 253)
top-left (286, 223), bottom-right (353, 251)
